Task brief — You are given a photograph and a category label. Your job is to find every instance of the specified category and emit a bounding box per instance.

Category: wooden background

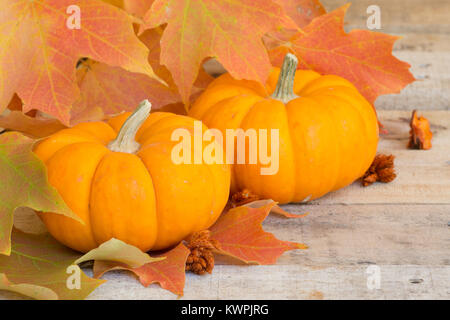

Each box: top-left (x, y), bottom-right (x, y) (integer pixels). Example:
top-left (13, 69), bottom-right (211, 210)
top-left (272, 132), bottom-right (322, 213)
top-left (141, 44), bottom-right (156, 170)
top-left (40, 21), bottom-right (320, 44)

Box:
top-left (1, 0), bottom-right (449, 300)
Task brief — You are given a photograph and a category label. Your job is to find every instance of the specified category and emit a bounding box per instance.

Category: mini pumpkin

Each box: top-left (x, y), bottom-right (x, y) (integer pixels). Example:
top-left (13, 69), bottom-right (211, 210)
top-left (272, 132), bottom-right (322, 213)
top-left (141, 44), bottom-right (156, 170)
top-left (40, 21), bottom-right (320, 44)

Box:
top-left (34, 100), bottom-right (230, 253)
top-left (189, 54), bottom-right (379, 204)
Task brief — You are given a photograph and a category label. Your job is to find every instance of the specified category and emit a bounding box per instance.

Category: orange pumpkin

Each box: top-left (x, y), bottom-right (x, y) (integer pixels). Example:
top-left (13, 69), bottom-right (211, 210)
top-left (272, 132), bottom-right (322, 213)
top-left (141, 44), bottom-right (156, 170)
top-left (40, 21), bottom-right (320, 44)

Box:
top-left (189, 54), bottom-right (379, 204)
top-left (34, 100), bottom-right (230, 253)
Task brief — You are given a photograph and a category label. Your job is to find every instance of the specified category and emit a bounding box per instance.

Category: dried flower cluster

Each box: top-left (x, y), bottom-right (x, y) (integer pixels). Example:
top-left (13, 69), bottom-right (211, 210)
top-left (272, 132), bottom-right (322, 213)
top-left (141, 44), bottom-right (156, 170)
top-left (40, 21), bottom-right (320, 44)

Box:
top-left (362, 154), bottom-right (397, 186)
top-left (408, 110), bottom-right (433, 150)
top-left (231, 189), bottom-right (260, 207)
top-left (185, 230), bottom-right (219, 275)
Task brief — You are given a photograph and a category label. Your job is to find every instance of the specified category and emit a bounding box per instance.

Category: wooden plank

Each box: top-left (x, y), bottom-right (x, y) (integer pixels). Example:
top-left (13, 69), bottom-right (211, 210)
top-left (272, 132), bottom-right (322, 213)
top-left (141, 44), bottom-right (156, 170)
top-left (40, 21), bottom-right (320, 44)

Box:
top-left (266, 204), bottom-right (450, 266)
top-left (323, 0), bottom-right (450, 34)
top-left (80, 265), bottom-right (450, 299)
top-left (2, 264), bottom-right (448, 300)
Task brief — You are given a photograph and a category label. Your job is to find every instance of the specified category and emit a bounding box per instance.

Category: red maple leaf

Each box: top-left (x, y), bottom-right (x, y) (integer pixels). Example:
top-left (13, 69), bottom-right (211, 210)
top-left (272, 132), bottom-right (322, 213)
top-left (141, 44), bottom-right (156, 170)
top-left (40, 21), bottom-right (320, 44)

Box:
top-left (209, 202), bottom-right (307, 265)
top-left (0, 0), bottom-right (159, 125)
top-left (93, 242), bottom-right (190, 296)
top-left (268, 4), bottom-right (415, 104)
top-left (141, 0), bottom-right (296, 105)
top-left (71, 59), bottom-right (180, 124)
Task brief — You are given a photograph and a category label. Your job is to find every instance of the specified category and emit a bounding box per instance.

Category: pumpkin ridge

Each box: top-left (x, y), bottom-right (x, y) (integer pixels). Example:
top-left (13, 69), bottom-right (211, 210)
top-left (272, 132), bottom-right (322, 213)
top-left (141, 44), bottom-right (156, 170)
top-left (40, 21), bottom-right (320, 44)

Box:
top-left (312, 91), bottom-right (376, 186)
top-left (237, 99), bottom-right (296, 201)
top-left (33, 128), bottom-right (103, 163)
top-left (137, 114), bottom-right (197, 146)
top-left (189, 83), bottom-right (262, 119)
top-left (202, 94), bottom-right (264, 194)
top-left (299, 75), bottom-right (355, 96)
top-left (89, 151), bottom-right (158, 250)
top-left (307, 94), bottom-right (344, 195)
top-left (136, 143), bottom-right (193, 250)
top-left (203, 94), bottom-right (263, 129)
top-left (285, 99), bottom-right (305, 203)
top-left (135, 112), bottom-right (174, 142)
top-left (201, 162), bottom-right (219, 228)
top-left (43, 141), bottom-right (109, 251)
top-left (86, 149), bottom-right (110, 247)
top-left (71, 121), bottom-right (117, 145)
top-left (317, 93), bottom-right (374, 191)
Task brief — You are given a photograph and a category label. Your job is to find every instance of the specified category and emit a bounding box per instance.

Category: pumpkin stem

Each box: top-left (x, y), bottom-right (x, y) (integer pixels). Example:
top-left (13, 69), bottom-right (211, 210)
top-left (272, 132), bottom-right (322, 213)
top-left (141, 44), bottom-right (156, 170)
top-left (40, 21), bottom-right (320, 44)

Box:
top-left (271, 53), bottom-right (299, 103)
top-left (107, 99), bottom-right (151, 153)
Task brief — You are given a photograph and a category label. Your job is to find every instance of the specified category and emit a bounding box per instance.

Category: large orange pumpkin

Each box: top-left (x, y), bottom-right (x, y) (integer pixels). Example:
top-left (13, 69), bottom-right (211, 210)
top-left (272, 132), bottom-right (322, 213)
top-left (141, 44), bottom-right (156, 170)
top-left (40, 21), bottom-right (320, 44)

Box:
top-left (189, 54), bottom-right (379, 204)
top-left (34, 100), bottom-right (230, 253)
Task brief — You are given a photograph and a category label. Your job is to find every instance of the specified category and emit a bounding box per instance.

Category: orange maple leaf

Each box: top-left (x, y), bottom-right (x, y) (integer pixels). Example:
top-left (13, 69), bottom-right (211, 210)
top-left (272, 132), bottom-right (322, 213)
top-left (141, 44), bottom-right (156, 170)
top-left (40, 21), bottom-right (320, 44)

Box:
top-left (209, 202), bottom-right (307, 265)
top-left (0, 0), bottom-right (158, 125)
top-left (268, 4), bottom-right (415, 105)
top-left (141, 0), bottom-right (296, 105)
top-left (0, 111), bottom-right (66, 138)
top-left (71, 59), bottom-right (180, 124)
top-left (273, 0), bottom-right (326, 27)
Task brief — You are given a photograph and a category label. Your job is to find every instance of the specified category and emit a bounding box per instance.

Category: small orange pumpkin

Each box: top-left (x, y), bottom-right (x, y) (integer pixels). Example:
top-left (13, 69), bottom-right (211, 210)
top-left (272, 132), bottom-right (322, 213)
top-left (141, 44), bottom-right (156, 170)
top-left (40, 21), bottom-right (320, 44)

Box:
top-left (189, 54), bottom-right (379, 204)
top-left (34, 100), bottom-right (230, 253)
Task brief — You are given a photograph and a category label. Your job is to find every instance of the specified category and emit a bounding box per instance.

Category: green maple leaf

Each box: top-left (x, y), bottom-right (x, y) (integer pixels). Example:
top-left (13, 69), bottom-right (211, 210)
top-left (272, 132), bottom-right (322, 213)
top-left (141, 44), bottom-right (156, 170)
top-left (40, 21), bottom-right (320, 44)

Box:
top-left (0, 132), bottom-right (80, 256)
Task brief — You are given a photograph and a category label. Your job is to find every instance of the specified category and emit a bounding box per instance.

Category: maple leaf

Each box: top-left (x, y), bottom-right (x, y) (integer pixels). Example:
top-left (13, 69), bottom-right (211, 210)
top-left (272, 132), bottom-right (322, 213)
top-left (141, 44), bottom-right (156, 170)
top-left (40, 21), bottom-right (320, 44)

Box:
top-left (5, 94), bottom-right (23, 112)
top-left (93, 242), bottom-right (190, 296)
top-left (0, 229), bottom-right (104, 300)
top-left (0, 273), bottom-right (58, 300)
top-left (267, 4), bottom-right (415, 104)
top-left (71, 59), bottom-right (180, 124)
top-left (70, 27), bottom-right (213, 122)
top-left (209, 202), bottom-right (307, 265)
top-left (0, 0), bottom-right (158, 125)
top-left (0, 111), bottom-right (66, 138)
top-left (141, 0), bottom-right (296, 105)
top-left (75, 238), bottom-right (164, 268)
top-left (140, 27), bottom-right (214, 91)
top-left (273, 0), bottom-right (326, 27)
top-left (0, 132), bottom-right (80, 255)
